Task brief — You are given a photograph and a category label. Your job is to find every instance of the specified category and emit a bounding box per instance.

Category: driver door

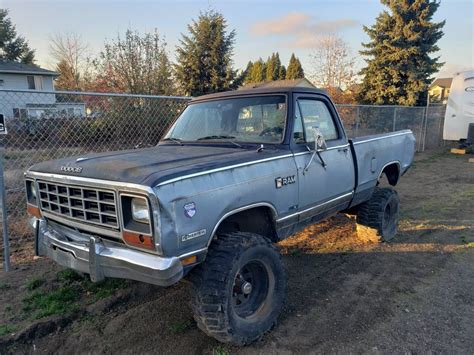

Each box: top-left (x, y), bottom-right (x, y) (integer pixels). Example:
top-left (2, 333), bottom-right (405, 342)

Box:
top-left (292, 95), bottom-right (355, 222)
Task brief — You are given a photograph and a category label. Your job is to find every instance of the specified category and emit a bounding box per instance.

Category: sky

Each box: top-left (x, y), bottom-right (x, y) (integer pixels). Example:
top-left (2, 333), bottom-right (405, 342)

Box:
top-left (3, 0), bottom-right (474, 79)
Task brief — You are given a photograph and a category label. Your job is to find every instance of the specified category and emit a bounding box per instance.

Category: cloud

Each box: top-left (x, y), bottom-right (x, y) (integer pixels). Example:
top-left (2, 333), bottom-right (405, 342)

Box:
top-left (250, 12), bottom-right (358, 48)
top-left (251, 12), bottom-right (311, 36)
top-left (310, 19), bottom-right (358, 34)
top-left (437, 63), bottom-right (472, 77)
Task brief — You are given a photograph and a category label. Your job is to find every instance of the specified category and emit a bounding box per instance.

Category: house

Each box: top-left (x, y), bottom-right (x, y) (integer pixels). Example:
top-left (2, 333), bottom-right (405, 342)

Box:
top-left (239, 78), bottom-right (316, 90)
top-left (0, 60), bottom-right (85, 119)
top-left (429, 77), bottom-right (453, 103)
top-left (0, 60), bottom-right (58, 91)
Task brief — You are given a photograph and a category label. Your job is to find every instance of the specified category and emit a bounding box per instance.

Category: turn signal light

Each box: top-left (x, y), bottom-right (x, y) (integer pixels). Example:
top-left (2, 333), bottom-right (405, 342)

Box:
top-left (27, 203), bottom-right (42, 219)
top-left (122, 230), bottom-right (154, 250)
top-left (181, 255), bottom-right (197, 266)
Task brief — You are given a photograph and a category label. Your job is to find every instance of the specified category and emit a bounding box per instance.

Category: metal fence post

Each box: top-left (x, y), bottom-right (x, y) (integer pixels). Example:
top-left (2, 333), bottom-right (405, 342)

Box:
top-left (436, 106), bottom-right (445, 148)
top-left (422, 106), bottom-right (429, 152)
top-left (355, 106), bottom-right (360, 137)
top-left (0, 138), bottom-right (10, 272)
top-left (418, 108), bottom-right (425, 152)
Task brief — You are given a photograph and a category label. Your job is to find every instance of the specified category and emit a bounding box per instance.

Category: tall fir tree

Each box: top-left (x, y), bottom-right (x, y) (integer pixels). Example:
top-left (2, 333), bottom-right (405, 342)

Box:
top-left (265, 52), bottom-right (281, 81)
top-left (249, 58), bottom-right (265, 83)
top-left (0, 9), bottom-right (35, 64)
top-left (174, 11), bottom-right (237, 96)
top-left (286, 53), bottom-right (304, 79)
top-left (265, 54), bottom-right (274, 81)
top-left (358, 0), bottom-right (445, 106)
top-left (242, 60), bottom-right (254, 83)
top-left (54, 59), bottom-right (80, 90)
top-left (278, 65), bottom-right (286, 80)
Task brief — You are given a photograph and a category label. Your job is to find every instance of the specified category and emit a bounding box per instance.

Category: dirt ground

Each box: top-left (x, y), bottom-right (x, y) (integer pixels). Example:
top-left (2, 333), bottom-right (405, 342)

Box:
top-left (1, 149), bottom-right (473, 354)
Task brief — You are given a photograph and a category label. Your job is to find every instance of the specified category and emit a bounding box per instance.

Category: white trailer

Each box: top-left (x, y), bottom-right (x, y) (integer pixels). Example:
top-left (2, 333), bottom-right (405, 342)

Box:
top-left (443, 69), bottom-right (474, 141)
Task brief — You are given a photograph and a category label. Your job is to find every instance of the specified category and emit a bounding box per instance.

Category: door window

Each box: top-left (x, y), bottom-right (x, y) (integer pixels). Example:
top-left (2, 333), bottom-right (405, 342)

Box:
top-left (296, 99), bottom-right (338, 142)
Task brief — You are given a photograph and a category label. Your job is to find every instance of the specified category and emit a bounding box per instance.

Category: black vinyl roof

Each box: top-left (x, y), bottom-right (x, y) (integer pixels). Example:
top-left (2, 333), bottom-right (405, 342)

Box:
top-left (191, 87), bottom-right (328, 103)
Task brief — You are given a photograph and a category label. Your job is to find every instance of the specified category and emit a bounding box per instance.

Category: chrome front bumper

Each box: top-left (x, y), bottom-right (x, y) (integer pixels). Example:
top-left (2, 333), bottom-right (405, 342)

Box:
top-left (34, 218), bottom-right (183, 287)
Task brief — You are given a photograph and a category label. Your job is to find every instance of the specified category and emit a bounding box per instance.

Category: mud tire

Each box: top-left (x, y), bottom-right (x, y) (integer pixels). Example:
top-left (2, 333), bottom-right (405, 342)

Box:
top-left (356, 187), bottom-right (400, 241)
top-left (189, 232), bottom-right (286, 345)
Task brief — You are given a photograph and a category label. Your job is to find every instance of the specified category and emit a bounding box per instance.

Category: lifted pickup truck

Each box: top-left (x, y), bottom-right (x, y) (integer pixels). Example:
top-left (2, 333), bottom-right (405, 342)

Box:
top-left (25, 87), bottom-right (415, 344)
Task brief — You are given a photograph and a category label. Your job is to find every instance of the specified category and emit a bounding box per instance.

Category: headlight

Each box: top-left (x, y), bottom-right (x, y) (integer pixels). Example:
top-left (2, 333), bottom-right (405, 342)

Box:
top-left (26, 180), bottom-right (37, 205)
top-left (131, 197), bottom-right (150, 224)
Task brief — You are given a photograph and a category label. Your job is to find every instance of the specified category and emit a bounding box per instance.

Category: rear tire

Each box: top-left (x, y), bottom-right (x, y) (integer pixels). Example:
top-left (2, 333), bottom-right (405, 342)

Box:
top-left (189, 232), bottom-right (286, 345)
top-left (356, 187), bottom-right (400, 241)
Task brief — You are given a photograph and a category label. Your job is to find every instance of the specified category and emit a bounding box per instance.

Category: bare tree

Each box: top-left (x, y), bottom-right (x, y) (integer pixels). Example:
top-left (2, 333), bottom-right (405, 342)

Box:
top-left (310, 34), bottom-right (356, 90)
top-left (49, 32), bottom-right (90, 90)
top-left (92, 29), bottom-right (173, 95)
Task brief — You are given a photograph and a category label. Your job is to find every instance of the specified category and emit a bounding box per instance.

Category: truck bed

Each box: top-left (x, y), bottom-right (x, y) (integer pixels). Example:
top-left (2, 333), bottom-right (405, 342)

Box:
top-left (349, 129), bottom-right (415, 206)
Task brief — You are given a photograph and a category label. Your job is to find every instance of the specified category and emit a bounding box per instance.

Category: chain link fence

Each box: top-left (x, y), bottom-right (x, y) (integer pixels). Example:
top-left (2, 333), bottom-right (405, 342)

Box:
top-left (336, 104), bottom-right (446, 152)
top-left (0, 89), bottom-right (446, 265)
top-left (0, 89), bottom-right (190, 265)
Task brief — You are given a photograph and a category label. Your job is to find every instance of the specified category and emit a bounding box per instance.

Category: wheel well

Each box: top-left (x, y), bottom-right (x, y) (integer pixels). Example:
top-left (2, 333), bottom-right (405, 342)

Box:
top-left (214, 206), bottom-right (278, 242)
top-left (380, 163), bottom-right (400, 186)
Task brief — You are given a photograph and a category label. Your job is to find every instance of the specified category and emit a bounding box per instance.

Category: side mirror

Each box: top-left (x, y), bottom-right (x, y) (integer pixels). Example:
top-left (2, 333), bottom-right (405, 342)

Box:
top-left (312, 126), bottom-right (327, 151)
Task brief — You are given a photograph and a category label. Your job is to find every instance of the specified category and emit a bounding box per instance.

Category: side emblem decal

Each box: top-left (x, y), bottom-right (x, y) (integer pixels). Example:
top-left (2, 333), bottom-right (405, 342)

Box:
top-left (184, 202), bottom-right (196, 218)
top-left (181, 229), bottom-right (206, 242)
top-left (275, 175), bottom-right (296, 189)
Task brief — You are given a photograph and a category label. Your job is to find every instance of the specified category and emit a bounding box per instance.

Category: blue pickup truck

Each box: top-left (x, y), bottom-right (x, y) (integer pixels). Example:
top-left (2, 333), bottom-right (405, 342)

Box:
top-left (25, 87), bottom-right (415, 344)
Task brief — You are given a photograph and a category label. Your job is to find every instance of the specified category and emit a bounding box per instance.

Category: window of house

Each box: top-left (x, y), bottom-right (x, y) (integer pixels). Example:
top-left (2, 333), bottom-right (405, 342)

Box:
top-left (296, 99), bottom-right (339, 142)
top-left (13, 108), bottom-right (27, 118)
top-left (34, 76), bottom-right (44, 90)
top-left (26, 75), bottom-right (43, 90)
top-left (27, 76), bottom-right (35, 89)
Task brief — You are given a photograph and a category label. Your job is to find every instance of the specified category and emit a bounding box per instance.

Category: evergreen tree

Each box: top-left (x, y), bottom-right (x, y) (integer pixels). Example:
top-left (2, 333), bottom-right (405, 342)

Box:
top-left (286, 53), bottom-right (304, 79)
top-left (174, 11), bottom-right (237, 96)
top-left (54, 59), bottom-right (80, 90)
top-left (249, 58), bottom-right (265, 83)
top-left (242, 60), bottom-right (254, 83)
top-left (265, 52), bottom-right (281, 81)
top-left (265, 55), bottom-right (273, 81)
top-left (358, 0), bottom-right (445, 106)
top-left (0, 9), bottom-right (35, 63)
top-left (278, 65), bottom-right (286, 80)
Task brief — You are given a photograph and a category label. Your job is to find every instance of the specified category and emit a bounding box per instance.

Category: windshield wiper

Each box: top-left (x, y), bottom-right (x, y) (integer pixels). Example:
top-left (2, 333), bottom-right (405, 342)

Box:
top-left (197, 135), bottom-right (236, 140)
top-left (196, 135), bottom-right (242, 148)
top-left (161, 137), bottom-right (183, 145)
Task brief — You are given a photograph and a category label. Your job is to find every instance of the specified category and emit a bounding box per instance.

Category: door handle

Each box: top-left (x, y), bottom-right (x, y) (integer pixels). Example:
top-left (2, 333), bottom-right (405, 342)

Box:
top-left (338, 147), bottom-right (348, 153)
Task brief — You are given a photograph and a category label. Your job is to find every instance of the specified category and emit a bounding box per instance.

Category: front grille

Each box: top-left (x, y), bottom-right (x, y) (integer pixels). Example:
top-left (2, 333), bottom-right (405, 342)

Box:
top-left (37, 180), bottom-right (119, 229)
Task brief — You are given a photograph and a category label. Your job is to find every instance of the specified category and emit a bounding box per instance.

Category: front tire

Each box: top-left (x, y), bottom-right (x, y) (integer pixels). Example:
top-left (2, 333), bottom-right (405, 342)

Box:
top-left (356, 187), bottom-right (400, 241)
top-left (189, 232), bottom-right (286, 345)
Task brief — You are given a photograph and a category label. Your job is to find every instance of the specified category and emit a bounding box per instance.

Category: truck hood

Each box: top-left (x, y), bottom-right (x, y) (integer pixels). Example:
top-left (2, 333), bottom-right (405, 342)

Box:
top-left (27, 144), bottom-right (288, 187)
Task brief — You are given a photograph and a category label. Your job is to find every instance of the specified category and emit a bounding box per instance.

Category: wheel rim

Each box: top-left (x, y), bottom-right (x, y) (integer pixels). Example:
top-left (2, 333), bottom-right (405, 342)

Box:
top-left (232, 260), bottom-right (270, 319)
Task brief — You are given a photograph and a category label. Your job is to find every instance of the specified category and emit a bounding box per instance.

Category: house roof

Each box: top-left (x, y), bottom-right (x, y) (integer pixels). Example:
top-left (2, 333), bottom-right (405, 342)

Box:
top-left (430, 77), bottom-right (453, 89)
top-left (0, 60), bottom-right (59, 76)
top-left (239, 78), bottom-right (315, 90)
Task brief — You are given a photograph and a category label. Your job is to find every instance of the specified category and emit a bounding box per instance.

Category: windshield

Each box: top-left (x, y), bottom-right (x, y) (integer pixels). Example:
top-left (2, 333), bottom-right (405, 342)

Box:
top-left (164, 95), bottom-right (287, 144)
